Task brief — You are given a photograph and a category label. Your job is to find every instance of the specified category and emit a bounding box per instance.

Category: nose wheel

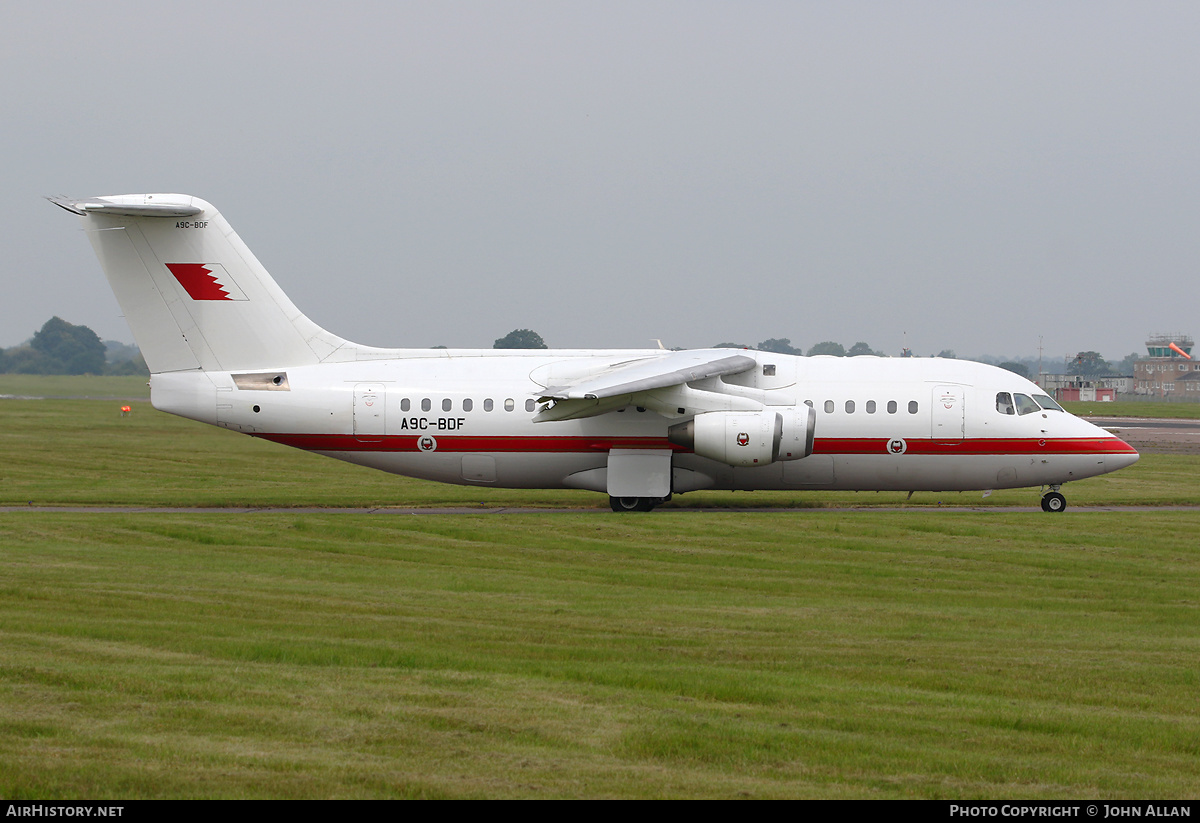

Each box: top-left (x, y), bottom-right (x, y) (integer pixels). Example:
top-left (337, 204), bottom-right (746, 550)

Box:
top-left (1040, 491), bottom-right (1067, 513)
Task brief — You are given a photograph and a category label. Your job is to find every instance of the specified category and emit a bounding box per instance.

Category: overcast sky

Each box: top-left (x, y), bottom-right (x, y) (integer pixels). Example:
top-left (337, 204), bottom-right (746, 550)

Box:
top-left (4, 1), bottom-right (1198, 363)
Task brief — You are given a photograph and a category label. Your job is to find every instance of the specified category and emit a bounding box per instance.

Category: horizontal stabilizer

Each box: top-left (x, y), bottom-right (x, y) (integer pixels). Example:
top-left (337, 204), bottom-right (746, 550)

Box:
top-left (46, 194), bottom-right (203, 218)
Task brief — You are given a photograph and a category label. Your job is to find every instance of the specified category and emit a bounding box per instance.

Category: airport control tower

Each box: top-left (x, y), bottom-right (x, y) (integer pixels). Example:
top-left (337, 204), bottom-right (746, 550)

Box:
top-left (1134, 333), bottom-right (1197, 398)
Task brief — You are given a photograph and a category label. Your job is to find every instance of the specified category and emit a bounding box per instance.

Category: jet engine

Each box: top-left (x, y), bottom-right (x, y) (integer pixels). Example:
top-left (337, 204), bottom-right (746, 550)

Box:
top-left (668, 406), bottom-right (815, 468)
top-left (667, 407), bottom-right (816, 467)
top-left (777, 404), bottom-right (817, 461)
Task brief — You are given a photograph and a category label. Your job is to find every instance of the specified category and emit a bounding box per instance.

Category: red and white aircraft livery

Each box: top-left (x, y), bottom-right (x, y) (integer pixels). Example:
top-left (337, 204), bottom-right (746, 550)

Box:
top-left (50, 194), bottom-right (1138, 512)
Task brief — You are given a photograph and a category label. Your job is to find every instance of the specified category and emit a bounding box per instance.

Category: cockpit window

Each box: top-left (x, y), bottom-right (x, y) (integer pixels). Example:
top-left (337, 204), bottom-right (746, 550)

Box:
top-left (1013, 393), bottom-right (1040, 415)
top-left (1033, 394), bottom-right (1063, 412)
top-left (996, 392), bottom-right (1015, 415)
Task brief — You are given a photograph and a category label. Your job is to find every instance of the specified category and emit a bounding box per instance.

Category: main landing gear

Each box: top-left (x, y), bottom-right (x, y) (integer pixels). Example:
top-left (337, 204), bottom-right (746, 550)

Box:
top-left (1040, 485), bottom-right (1067, 513)
top-left (608, 496), bottom-right (669, 512)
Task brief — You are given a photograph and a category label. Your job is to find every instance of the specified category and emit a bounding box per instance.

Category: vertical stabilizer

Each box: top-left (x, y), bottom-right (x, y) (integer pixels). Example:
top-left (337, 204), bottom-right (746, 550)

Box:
top-left (50, 194), bottom-right (351, 373)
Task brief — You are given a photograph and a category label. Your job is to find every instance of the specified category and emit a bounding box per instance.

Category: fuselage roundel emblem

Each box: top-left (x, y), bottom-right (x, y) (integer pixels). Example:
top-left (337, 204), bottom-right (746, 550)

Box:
top-left (888, 438), bottom-right (907, 455)
top-left (418, 436), bottom-right (437, 452)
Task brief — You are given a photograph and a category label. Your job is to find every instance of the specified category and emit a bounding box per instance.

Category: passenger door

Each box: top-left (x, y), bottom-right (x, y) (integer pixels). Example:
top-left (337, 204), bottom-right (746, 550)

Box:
top-left (931, 384), bottom-right (965, 440)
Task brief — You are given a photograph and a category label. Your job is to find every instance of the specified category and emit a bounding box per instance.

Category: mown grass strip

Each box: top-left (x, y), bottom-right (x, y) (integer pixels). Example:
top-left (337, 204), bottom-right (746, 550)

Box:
top-left (2, 512), bottom-right (1199, 798)
top-left (1063, 400), bottom-right (1200, 420)
top-left (0, 375), bottom-right (150, 400)
top-left (2, 398), bottom-right (1196, 508)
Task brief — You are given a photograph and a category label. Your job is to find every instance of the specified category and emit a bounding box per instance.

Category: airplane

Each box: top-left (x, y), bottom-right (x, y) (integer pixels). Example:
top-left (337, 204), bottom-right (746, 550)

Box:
top-left (48, 193), bottom-right (1139, 513)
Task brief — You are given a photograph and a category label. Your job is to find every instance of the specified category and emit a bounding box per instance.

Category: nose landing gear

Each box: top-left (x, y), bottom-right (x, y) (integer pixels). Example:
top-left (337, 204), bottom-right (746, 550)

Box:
top-left (1040, 485), bottom-right (1067, 513)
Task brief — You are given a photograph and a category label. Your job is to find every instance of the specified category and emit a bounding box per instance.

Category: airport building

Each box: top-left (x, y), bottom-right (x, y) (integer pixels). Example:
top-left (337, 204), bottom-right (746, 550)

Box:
top-left (1133, 333), bottom-right (1198, 398)
top-left (1039, 372), bottom-right (1129, 402)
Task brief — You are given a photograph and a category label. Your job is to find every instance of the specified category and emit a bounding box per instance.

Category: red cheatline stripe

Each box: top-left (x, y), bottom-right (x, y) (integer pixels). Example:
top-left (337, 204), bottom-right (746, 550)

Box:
top-left (254, 434), bottom-right (686, 453)
top-left (812, 437), bottom-right (1138, 456)
top-left (252, 433), bottom-right (1137, 456)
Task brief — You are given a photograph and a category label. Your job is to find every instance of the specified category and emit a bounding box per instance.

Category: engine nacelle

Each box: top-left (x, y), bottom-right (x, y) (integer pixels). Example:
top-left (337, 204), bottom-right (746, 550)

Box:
top-left (668, 409), bottom-right (783, 468)
top-left (777, 404), bottom-right (816, 461)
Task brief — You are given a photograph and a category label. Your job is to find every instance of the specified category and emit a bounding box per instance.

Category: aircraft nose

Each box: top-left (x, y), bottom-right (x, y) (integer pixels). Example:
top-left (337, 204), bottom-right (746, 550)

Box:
top-left (1106, 438), bottom-right (1140, 471)
top-left (1094, 425), bottom-right (1139, 471)
top-left (1077, 415), bottom-right (1139, 472)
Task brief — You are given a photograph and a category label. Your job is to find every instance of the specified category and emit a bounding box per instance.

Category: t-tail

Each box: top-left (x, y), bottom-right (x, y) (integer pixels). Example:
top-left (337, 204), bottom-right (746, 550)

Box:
top-left (47, 194), bottom-right (352, 373)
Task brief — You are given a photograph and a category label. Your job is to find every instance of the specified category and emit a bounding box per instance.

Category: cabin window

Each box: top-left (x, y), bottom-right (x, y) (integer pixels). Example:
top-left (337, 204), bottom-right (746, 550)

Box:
top-left (824, 400), bottom-right (834, 414)
top-left (763, 364), bottom-right (776, 376)
top-left (525, 399), bottom-right (536, 412)
top-left (463, 398), bottom-right (473, 412)
top-left (804, 400), bottom-right (814, 408)
top-left (442, 398), bottom-right (452, 412)
top-left (1033, 394), bottom-right (1063, 412)
top-left (908, 401), bottom-right (918, 414)
top-left (484, 398), bottom-right (494, 412)
top-left (887, 400), bottom-right (897, 414)
top-left (421, 398), bottom-right (431, 412)
top-left (866, 400), bottom-right (876, 414)
top-left (845, 400), bottom-right (855, 414)
top-left (401, 398), bottom-right (411, 412)
top-left (996, 392), bottom-right (1015, 415)
top-left (504, 398), bottom-right (515, 412)
top-left (1013, 393), bottom-right (1040, 415)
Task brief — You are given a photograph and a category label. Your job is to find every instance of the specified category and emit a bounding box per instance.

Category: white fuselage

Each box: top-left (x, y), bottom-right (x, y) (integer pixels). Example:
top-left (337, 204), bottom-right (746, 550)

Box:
top-left (50, 192), bottom-right (1139, 507)
top-left (150, 349), bottom-right (1138, 495)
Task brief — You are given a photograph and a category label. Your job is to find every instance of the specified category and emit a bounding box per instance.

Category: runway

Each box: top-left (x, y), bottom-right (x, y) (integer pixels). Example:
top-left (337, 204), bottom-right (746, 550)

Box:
top-left (1089, 416), bottom-right (1200, 455)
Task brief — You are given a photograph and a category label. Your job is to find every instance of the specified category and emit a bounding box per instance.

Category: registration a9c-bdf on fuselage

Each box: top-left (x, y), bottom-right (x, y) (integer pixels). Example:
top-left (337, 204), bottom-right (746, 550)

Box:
top-left (49, 193), bottom-right (1138, 512)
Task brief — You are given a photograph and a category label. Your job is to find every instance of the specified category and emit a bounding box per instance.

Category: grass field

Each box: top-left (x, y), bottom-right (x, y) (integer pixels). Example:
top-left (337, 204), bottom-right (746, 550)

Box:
top-left (3, 512), bottom-right (1200, 798)
top-left (0, 374), bottom-right (150, 401)
top-left (1, 393), bottom-right (1197, 509)
top-left (2, 379), bottom-right (1200, 798)
top-left (1063, 400), bottom-right (1200, 420)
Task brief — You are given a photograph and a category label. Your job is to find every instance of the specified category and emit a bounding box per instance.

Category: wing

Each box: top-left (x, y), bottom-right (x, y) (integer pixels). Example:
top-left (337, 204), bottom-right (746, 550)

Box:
top-left (534, 350), bottom-right (758, 421)
top-left (538, 350), bottom-right (755, 400)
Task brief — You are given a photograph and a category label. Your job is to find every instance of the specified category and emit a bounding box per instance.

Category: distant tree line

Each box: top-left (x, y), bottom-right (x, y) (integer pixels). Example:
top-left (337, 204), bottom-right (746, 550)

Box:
top-left (977, 350), bottom-right (1141, 379)
top-left (0, 317), bottom-right (147, 376)
top-left (4, 319), bottom-right (1142, 378)
top-left (1066, 350), bottom-right (1135, 376)
top-left (713, 338), bottom-right (891, 357)
top-left (493, 329), bottom-right (548, 349)
top-left (477, 328), bottom-right (1143, 375)
top-left (488, 330), bottom-right (969, 359)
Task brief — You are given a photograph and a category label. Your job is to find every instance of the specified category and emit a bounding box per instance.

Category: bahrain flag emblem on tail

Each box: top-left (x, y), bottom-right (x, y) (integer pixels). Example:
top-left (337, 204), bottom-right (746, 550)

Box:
top-left (165, 263), bottom-right (248, 301)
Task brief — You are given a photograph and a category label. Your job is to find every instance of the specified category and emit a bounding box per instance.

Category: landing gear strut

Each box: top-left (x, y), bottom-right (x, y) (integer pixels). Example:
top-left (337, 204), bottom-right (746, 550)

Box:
top-left (609, 496), bottom-right (663, 512)
top-left (1040, 486), bottom-right (1067, 513)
